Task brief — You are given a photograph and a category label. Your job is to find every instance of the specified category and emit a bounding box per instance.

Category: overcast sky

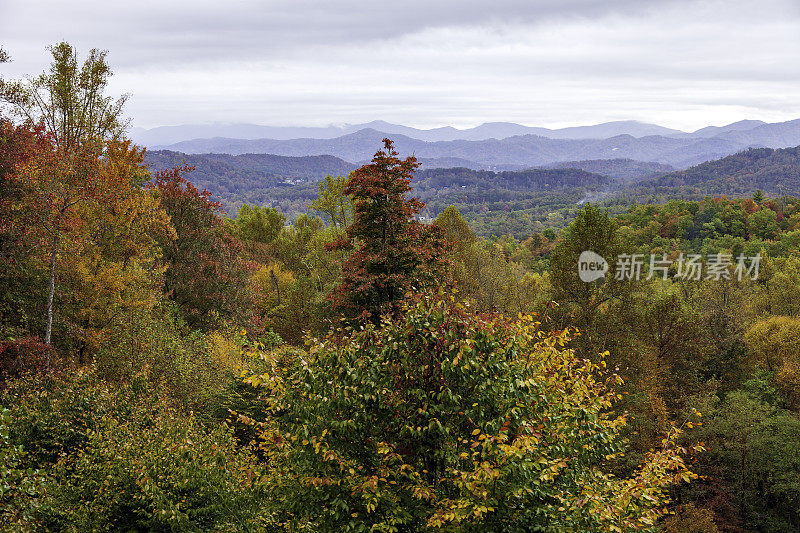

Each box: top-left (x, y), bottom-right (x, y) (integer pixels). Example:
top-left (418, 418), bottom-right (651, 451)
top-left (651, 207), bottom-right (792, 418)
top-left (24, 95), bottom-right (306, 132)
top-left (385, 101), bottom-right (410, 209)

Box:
top-left (2, 0), bottom-right (799, 131)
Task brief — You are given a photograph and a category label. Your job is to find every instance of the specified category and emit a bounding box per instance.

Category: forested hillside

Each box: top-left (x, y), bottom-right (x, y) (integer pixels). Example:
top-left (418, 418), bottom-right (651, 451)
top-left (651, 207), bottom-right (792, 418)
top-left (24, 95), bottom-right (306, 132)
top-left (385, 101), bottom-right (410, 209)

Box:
top-left (144, 154), bottom-right (612, 232)
top-left (543, 158), bottom-right (674, 181)
top-left (632, 146), bottom-right (800, 196)
top-left (2, 43), bottom-right (800, 533)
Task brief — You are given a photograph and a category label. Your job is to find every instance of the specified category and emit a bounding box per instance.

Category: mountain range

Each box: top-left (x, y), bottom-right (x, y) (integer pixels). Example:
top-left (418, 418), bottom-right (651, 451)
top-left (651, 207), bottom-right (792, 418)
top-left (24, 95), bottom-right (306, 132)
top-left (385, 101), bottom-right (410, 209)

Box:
top-left (137, 119), bottom-right (800, 171)
top-left (144, 143), bottom-right (800, 238)
top-left (132, 119), bottom-right (784, 147)
top-left (132, 120), bottom-right (697, 146)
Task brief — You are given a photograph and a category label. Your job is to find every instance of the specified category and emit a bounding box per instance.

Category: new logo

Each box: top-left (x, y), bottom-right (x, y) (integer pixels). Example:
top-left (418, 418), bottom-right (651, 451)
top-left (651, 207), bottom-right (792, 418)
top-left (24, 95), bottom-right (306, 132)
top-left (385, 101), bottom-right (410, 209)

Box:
top-left (578, 251), bottom-right (608, 282)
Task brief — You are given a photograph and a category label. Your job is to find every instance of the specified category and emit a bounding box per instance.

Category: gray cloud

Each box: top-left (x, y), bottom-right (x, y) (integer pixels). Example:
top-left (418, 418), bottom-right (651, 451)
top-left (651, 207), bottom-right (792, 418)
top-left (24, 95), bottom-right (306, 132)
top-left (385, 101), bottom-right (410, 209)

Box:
top-left (2, 0), bottom-right (695, 65)
top-left (1, 0), bottom-right (799, 130)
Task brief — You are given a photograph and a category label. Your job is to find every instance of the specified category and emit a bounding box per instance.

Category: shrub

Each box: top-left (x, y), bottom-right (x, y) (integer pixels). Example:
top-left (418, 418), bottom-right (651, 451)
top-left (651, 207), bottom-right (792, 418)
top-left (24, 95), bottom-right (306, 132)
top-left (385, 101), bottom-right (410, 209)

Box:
top-left (0, 407), bottom-right (47, 527)
top-left (2, 369), bottom-right (134, 470)
top-left (40, 397), bottom-right (265, 531)
top-left (93, 305), bottom-right (208, 405)
top-left (0, 337), bottom-right (60, 387)
top-left (2, 369), bottom-right (266, 531)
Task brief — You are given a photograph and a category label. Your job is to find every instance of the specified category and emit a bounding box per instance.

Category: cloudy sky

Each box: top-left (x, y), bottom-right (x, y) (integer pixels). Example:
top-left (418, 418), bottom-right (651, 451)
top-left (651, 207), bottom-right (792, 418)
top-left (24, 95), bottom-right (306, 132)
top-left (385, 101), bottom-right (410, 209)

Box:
top-left (2, 0), bottom-right (799, 131)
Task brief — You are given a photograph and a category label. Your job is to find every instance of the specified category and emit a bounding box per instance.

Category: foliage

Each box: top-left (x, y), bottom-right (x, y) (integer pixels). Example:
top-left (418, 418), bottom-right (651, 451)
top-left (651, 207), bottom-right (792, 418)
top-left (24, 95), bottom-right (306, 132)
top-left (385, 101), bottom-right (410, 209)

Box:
top-left (327, 139), bottom-right (450, 321)
top-left (680, 377), bottom-right (800, 532)
top-left (41, 394), bottom-right (264, 531)
top-left (433, 206), bottom-right (476, 250)
top-left (0, 407), bottom-right (47, 527)
top-left (1, 369), bottom-right (265, 531)
top-left (245, 294), bottom-right (697, 532)
top-left (231, 203), bottom-right (285, 245)
top-left (745, 316), bottom-right (800, 408)
top-left (0, 41), bottom-right (127, 149)
top-left (0, 337), bottom-right (59, 386)
top-left (549, 204), bottom-right (632, 347)
top-left (151, 165), bottom-right (255, 330)
top-left (311, 173), bottom-right (353, 228)
top-left (11, 138), bottom-right (171, 351)
top-left (0, 120), bottom-right (50, 338)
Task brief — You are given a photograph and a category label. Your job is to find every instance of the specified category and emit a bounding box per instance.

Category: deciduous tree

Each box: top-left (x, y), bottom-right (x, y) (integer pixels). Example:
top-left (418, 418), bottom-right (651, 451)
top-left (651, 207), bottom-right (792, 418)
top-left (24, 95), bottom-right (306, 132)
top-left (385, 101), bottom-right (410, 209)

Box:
top-left (151, 165), bottom-right (254, 330)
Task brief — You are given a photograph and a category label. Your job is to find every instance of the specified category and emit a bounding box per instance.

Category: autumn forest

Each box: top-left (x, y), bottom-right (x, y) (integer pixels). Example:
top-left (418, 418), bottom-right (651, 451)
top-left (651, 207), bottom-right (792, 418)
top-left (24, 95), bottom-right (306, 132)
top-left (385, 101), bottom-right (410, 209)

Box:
top-left (1, 43), bottom-right (800, 533)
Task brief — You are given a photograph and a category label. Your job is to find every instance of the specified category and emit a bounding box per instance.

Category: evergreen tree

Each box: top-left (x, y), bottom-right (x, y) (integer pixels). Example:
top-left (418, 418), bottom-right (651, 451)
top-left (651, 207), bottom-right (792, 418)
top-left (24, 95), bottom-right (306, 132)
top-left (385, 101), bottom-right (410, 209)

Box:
top-left (327, 139), bottom-right (448, 321)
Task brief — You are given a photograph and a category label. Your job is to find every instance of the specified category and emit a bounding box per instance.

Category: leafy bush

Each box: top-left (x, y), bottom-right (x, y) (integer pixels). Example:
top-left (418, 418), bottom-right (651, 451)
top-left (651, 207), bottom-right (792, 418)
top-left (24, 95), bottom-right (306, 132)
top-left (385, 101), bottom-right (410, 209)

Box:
top-left (2, 369), bottom-right (266, 531)
top-left (0, 337), bottom-right (60, 387)
top-left (40, 396), bottom-right (264, 531)
top-left (2, 370), bottom-right (135, 470)
top-left (94, 305), bottom-right (258, 422)
top-left (0, 407), bottom-right (47, 527)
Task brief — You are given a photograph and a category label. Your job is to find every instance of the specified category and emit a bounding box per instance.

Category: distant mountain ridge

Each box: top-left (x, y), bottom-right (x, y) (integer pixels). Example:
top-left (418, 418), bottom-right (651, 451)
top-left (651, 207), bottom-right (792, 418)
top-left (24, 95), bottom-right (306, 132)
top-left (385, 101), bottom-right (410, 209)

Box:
top-left (133, 119), bottom-right (688, 146)
top-left (151, 129), bottom-right (760, 170)
top-left (134, 119), bottom-right (791, 147)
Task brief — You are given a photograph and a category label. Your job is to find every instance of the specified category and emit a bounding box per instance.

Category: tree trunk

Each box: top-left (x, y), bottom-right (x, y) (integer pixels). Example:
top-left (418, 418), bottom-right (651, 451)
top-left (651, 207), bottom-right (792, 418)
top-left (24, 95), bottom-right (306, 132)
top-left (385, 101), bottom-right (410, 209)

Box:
top-left (44, 232), bottom-right (58, 345)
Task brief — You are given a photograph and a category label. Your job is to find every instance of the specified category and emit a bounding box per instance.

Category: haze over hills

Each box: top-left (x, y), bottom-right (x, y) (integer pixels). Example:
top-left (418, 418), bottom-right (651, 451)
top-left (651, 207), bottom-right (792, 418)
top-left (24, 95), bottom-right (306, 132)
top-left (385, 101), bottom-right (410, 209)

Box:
top-left (142, 119), bottom-right (800, 171)
top-left (132, 119), bottom-right (780, 147)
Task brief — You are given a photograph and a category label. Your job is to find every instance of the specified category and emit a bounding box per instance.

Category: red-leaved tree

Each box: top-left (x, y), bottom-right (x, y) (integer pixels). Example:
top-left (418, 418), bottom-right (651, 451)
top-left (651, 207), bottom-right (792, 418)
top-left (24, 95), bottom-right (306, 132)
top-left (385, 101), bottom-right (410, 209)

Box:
top-left (328, 139), bottom-right (449, 321)
top-left (150, 166), bottom-right (255, 330)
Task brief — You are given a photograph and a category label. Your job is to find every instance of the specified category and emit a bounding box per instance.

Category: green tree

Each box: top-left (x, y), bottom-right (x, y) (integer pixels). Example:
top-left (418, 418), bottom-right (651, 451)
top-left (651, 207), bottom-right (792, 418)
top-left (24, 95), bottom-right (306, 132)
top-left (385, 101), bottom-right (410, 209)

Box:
top-left (748, 208), bottom-right (779, 240)
top-left (1, 42), bottom-right (127, 149)
top-left (232, 204), bottom-right (285, 244)
top-left (765, 255), bottom-right (800, 316)
top-left (745, 316), bottom-right (800, 408)
top-left (549, 204), bottom-right (631, 351)
top-left (245, 294), bottom-right (697, 531)
top-left (310, 174), bottom-right (353, 229)
top-left (433, 206), bottom-right (475, 250)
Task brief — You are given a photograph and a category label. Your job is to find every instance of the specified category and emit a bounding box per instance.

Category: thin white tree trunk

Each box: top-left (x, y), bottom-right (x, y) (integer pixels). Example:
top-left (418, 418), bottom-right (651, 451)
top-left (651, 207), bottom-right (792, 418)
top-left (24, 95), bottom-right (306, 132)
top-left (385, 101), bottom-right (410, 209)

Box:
top-left (44, 232), bottom-right (58, 345)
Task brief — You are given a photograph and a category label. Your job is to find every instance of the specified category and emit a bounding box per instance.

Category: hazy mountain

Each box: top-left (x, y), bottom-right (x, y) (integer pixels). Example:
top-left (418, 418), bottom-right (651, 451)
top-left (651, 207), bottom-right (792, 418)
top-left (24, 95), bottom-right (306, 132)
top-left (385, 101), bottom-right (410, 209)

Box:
top-left (136, 120), bottom-right (687, 146)
top-left (152, 129), bottom-right (730, 169)
top-left (688, 119), bottom-right (767, 138)
top-left (137, 119), bottom-right (800, 151)
top-left (132, 123), bottom-right (350, 146)
top-left (542, 121), bottom-right (684, 139)
top-left (148, 119), bottom-right (800, 170)
top-left (713, 119), bottom-right (800, 148)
